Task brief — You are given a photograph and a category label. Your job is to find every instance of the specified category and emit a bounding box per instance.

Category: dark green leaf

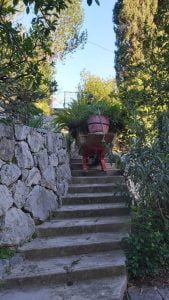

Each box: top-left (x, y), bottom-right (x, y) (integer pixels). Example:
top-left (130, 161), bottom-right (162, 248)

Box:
top-left (13, 0), bottom-right (19, 6)
top-left (87, 0), bottom-right (92, 6)
top-left (23, 0), bottom-right (29, 5)
top-left (26, 6), bottom-right (30, 14)
top-left (34, 4), bottom-right (39, 15)
top-left (95, 0), bottom-right (100, 5)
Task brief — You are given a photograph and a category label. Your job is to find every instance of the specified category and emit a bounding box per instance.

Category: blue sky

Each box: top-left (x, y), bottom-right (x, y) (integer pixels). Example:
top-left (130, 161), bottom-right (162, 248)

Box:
top-left (54, 0), bottom-right (117, 107)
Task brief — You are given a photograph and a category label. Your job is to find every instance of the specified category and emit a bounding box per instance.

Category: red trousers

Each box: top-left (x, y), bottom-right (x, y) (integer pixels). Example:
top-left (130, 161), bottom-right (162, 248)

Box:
top-left (82, 144), bottom-right (107, 172)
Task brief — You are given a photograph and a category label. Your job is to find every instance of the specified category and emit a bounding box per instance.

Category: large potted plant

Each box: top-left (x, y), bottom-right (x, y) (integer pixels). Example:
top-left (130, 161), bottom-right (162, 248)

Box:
top-left (53, 98), bottom-right (126, 137)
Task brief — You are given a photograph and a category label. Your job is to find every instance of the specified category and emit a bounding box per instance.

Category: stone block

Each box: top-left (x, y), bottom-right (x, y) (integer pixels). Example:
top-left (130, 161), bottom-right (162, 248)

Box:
top-left (0, 259), bottom-right (10, 280)
top-left (25, 167), bottom-right (41, 187)
top-left (12, 180), bottom-right (30, 208)
top-left (46, 132), bottom-right (59, 153)
top-left (24, 185), bottom-right (58, 223)
top-left (37, 149), bottom-right (48, 172)
top-left (49, 153), bottom-right (58, 167)
top-left (41, 166), bottom-right (56, 191)
top-left (57, 149), bottom-right (67, 165)
top-left (14, 125), bottom-right (30, 141)
top-left (56, 133), bottom-right (64, 150)
top-left (0, 137), bottom-right (15, 162)
top-left (0, 185), bottom-right (13, 217)
top-left (0, 123), bottom-right (14, 139)
top-left (27, 130), bottom-right (44, 153)
top-left (21, 169), bottom-right (29, 181)
top-left (33, 155), bottom-right (38, 167)
top-left (0, 207), bottom-right (35, 247)
top-left (0, 159), bottom-right (5, 169)
top-left (0, 163), bottom-right (21, 186)
top-left (56, 165), bottom-right (71, 183)
top-left (15, 141), bottom-right (34, 169)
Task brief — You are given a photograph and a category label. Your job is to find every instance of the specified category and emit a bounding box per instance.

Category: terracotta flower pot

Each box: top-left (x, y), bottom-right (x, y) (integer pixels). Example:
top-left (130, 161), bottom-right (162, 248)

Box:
top-left (87, 115), bottom-right (110, 134)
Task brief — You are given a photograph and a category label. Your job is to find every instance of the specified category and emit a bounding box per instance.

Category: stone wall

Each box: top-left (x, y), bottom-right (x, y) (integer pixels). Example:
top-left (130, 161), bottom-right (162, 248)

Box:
top-left (0, 123), bottom-right (71, 247)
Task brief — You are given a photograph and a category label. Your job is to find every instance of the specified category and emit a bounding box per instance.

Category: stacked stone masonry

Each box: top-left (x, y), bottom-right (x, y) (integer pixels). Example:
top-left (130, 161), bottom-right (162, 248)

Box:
top-left (0, 123), bottom-right (71, 247)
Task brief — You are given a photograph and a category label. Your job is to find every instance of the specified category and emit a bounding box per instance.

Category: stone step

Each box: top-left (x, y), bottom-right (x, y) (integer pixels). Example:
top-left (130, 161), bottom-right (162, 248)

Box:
top-left (71, 169), bottom-right (122, 177)
top-left (63, 192), bottom-right (127, 205)
top-left (1, 251), bottom-right (126, 289)
top-left (71, 162), bottom-right (116, 170)
top-left (71, 175), bottom-right (125, 184)
top-left (18, 232), bottom-right (128, 260)
top-left (71, 158), bottom-right (110, 164)
top-left (68, 183), bottom-right (127, 194)
top-left (0, 155), bottom-right (129, 300)
top-left (0, 275), bottom-right (127, 300)
top-left (70, 158), bottom-right (83, 163)
top-left (36, 216), bottom-right (130, 237)
top-left (54, 203), bottom-right (129, 219)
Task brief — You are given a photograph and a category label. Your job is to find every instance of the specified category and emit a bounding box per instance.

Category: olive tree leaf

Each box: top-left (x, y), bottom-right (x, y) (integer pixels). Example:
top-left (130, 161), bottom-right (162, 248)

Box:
top-left (87, 0), bottom-right (92, 6)
top-left (13, 0), bottom-right (19, 5)
top-left (26, 6), bottom-right (30, 14)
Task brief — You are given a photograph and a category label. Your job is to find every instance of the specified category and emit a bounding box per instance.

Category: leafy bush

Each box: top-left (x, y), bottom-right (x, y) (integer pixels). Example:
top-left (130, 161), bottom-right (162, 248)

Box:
top-left (124, 141), bottom-right (169, 212)
top-left (7, 102), bottom-right (44, 126)
top-left (123, 112), bottom-right (169, 214)
top-left (125, 207), bottom-right (169, 278)
top-left (35, 100), bottom-right (51, 115)
top-left (53, 99), bottom-right (91, 131)
top-left (27, 114), bottom-right (43, 129)
top-left (122, 112), bottom-right (169, 278)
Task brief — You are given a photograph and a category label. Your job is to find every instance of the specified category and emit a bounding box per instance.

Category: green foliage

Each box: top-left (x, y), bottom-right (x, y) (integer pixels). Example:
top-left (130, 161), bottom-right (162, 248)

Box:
top-left (114, 0), bottom-right (169, 120)
top-left (71, 71), bottom-right (128, 138)
top-left (89, 100), bottom-right (127, 133)
top-left (54, 99), bottom-right (91, 130)
top-left (11, 102), bottom-right (43, 125)
top-left (54, 98), bottom-right (127, 135)
top-left (0, 248), bottom-right (15, 259)
top-left (122, 111), bottom-right (169, 278)
top-left (125, 207), bottom-right (169, 278)
top-left (27, 115), bottom-right (43, 129)
top-left (113, 0), bottom-right (158, 81)
top-left (87, 0), bottom-right (100, 6)
top-left (0, 1), bottom-right (55, 120)
top-left (35, 100), bottom-right (51, 115)
top-left (0, 0), bottom-right (85, 122)
top-left (12, 0), bottom-right (97, 23)
top-left (123, 112), bottom-right (169, 214)
top-left (114, 0), bottom-right (169, 280)
top-left (78, 71), bottom-right (117, 104)
top-left (51, 0), bottom-right (86, 59)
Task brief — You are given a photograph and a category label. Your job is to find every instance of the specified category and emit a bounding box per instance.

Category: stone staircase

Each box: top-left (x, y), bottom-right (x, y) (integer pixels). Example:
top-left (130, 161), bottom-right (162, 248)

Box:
top-left (0, 158), bottom-right (130, 300)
